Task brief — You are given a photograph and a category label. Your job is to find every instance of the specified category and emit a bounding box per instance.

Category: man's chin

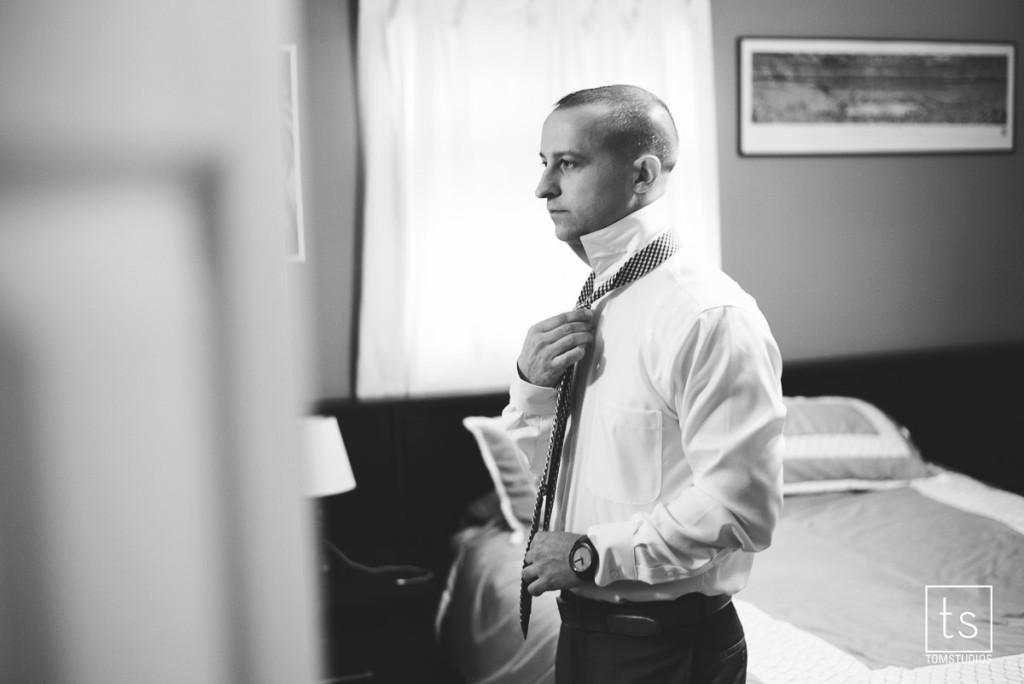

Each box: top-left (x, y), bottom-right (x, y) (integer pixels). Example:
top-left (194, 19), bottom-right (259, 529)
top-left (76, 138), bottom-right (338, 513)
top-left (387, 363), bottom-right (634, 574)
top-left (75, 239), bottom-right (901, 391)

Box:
top-left (553, 222), bottom-right (580, 244)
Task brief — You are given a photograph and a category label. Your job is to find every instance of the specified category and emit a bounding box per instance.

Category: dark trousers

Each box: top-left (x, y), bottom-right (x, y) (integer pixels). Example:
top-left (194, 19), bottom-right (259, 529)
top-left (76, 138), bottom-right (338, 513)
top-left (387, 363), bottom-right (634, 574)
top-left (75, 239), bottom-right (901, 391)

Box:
top-left (554, 595), bottom-right (746, 684)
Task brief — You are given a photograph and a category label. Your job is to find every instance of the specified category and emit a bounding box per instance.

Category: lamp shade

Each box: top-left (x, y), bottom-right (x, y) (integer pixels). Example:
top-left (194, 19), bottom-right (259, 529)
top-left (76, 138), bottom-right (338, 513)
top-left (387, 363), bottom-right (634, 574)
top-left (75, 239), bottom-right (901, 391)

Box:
top-left (300, 415), bottom-right (356, 497)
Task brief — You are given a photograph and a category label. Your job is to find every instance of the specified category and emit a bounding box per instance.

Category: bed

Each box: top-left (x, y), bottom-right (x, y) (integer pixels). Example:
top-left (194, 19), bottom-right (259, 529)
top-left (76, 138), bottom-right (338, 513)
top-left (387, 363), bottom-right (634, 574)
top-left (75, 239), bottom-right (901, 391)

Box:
top-left (434, 395), bottom-right (1024, 683)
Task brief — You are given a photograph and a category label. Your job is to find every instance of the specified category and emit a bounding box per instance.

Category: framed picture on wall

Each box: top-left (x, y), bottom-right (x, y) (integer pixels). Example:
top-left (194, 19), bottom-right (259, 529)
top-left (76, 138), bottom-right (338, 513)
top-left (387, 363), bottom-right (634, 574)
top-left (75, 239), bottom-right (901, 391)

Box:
top-left (279, 43), bottom-right (306, 261)
top-left (738, 37), bottom-right (1016, 156)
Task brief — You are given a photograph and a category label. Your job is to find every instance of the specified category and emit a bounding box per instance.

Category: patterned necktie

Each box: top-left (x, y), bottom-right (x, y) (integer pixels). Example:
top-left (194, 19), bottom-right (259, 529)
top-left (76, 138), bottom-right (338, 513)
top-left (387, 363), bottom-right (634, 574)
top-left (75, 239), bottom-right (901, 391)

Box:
top-left (519, 231), bottom-right (680, 638)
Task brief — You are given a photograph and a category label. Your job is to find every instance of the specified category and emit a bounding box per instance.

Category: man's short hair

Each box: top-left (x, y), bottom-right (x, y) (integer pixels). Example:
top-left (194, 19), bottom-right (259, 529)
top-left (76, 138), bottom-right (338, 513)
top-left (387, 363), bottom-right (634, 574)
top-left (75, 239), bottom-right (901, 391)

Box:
top-left (555, 84), bottom-right (679, 172)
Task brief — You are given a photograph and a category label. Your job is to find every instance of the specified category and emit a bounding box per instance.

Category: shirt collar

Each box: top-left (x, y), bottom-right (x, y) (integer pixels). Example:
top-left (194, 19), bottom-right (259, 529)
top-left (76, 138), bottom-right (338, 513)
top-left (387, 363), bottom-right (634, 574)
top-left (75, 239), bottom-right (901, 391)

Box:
top-left (579, 198), bottom-right (673, 283)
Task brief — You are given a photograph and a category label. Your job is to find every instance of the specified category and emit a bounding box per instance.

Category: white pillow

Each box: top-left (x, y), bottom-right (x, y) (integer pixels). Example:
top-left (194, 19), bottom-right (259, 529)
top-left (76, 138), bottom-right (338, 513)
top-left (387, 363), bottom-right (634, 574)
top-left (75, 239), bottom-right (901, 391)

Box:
top-left (462, 416), bottom-right (538, 543)
top-left (782, 396), bottom-right (932, 494)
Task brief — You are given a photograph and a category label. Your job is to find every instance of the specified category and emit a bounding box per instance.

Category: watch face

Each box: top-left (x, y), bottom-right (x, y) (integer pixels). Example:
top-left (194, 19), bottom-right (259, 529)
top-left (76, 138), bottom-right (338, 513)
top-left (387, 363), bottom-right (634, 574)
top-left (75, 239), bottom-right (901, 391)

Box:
top-left (571, 544), bottom-right (593, 572)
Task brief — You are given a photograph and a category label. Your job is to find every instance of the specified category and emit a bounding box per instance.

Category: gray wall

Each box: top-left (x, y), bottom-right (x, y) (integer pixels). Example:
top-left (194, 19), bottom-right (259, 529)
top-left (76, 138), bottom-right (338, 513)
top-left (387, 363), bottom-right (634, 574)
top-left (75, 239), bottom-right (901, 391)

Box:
top-left (306, 0), bottom-right (1024, 399)
top-left (711, 0), bottom-right (1024, 362)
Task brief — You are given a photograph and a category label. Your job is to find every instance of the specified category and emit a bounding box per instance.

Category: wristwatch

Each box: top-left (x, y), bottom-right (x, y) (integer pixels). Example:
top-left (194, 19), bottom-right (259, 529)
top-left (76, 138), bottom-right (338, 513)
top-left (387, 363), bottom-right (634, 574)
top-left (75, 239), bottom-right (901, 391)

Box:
top-left (569, 535), bottom-right (598, 582)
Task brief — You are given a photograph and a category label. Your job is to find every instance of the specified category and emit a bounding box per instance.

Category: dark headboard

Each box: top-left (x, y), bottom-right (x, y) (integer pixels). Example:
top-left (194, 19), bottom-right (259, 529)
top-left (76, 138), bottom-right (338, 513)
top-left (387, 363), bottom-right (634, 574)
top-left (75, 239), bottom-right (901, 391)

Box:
top-left (315, 392), bottom-right (509, 578)
top-left (314, 342), bottom-right (1024, 577)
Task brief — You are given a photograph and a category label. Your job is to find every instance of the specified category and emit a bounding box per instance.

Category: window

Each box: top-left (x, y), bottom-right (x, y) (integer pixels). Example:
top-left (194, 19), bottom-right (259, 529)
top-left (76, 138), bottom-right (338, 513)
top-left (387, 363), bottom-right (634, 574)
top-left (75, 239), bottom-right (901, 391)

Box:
top-left (357, 0), bottom-right (719, 397)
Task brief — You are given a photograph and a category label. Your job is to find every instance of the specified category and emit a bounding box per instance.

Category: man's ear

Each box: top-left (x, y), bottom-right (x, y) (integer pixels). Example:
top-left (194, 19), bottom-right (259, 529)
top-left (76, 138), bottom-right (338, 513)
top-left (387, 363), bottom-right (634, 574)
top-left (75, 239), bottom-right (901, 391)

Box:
top-left (632, 155), bottom-right (662, 194)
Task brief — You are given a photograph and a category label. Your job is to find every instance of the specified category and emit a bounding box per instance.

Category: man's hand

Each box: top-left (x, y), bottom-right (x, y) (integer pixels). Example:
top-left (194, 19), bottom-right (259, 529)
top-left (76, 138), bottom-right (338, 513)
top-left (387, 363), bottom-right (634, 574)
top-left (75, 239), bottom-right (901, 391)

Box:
top-left (522, 531), bottom-right (586, 596)
top-left (517, 310), bottom-right (596, 387)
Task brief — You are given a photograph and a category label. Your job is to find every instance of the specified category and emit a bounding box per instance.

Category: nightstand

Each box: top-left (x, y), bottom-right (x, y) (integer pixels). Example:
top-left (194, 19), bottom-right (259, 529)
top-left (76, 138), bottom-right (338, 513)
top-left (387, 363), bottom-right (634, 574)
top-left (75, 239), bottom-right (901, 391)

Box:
top-left (318, 544), bottom-right (459, 684)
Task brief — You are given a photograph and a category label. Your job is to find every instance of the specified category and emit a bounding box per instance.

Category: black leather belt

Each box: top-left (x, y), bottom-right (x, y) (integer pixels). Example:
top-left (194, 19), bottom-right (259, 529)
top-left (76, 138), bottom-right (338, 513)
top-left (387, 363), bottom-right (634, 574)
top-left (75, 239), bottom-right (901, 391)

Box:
top-left (556, 590), bottom-right (732, 637)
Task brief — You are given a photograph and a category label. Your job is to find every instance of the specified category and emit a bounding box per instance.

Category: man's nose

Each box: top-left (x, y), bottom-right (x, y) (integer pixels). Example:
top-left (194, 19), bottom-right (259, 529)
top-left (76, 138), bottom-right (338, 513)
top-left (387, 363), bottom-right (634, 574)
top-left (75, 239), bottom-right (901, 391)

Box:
top-left (535, 168), bottom-right (559, 199)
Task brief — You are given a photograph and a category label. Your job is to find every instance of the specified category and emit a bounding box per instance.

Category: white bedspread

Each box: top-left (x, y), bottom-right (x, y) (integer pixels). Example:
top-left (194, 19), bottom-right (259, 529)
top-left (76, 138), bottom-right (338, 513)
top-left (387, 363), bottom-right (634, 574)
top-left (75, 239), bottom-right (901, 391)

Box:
top-left (436, 471), bottom-right (1024, 684)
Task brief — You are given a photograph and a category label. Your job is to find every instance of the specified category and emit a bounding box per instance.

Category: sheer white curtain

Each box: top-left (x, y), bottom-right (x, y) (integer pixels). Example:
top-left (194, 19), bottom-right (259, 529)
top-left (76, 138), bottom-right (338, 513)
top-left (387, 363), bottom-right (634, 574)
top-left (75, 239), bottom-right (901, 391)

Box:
top-left (357, 0), bottom-right (720, 398)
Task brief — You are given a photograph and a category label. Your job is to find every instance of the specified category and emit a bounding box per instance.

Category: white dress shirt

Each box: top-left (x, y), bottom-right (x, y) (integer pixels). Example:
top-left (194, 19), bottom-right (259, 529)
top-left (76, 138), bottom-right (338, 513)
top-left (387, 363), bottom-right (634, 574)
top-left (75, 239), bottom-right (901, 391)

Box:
top-left (504, 198), bottom-right (786, 603)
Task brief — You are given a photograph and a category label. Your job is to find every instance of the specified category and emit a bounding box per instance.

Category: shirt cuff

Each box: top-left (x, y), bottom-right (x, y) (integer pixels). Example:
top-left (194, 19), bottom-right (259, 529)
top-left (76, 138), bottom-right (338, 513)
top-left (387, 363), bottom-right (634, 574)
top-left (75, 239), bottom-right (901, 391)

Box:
top-left (587, 520), bottom-right (637, 586)
top-left (509, 375), bottom-right (558, 415)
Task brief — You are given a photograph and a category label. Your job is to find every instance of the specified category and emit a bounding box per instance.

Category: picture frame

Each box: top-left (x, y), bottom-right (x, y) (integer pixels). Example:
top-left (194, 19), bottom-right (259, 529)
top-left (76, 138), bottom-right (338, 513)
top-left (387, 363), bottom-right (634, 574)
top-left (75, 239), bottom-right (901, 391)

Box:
top-left (279, 43), bottom-right (306, 262)
top-left (738, 37), bottom-right (1016, 156)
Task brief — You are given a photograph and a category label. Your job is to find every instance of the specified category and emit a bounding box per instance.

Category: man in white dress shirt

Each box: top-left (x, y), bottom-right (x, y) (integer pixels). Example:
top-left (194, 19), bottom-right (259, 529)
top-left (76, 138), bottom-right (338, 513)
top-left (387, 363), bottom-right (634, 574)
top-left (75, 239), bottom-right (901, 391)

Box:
top-left (508, 85), bottom-right (786, 683)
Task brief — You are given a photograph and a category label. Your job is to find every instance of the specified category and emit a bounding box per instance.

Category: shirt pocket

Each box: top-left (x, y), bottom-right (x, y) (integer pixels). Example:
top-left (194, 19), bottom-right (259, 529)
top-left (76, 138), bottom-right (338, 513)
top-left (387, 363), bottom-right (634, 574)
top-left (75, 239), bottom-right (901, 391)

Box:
top-left (585, 401), bottom-right (663, 505)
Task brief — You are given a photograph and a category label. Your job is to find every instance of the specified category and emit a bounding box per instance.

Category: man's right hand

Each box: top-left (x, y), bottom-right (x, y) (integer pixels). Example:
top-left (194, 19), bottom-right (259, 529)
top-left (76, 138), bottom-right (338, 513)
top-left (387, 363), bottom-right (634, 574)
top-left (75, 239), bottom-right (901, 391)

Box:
top-left (516, 310), bottom-right (596, 387)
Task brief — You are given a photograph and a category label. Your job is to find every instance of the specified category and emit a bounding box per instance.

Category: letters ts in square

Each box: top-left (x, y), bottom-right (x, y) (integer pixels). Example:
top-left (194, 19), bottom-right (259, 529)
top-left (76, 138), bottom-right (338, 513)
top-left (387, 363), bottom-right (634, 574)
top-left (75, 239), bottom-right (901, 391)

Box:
top-left (925, 585), bottom-right (993, 653)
